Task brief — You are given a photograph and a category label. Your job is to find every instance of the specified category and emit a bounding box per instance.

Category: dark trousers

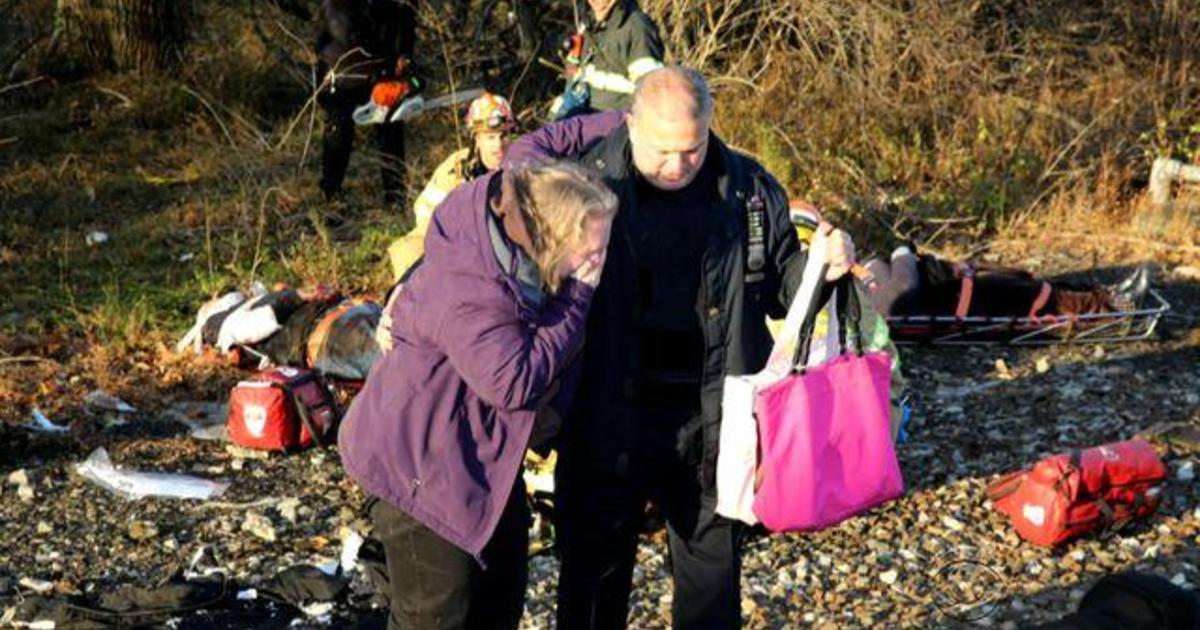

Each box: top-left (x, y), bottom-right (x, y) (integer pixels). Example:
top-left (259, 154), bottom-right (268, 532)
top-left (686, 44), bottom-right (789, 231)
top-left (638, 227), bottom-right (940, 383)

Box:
top-left (366, 483), bottom-right (529, 630)
top-left (555, 400), bottom-right (744, 630)
top-left (318, 86), bottom-right (407, 207)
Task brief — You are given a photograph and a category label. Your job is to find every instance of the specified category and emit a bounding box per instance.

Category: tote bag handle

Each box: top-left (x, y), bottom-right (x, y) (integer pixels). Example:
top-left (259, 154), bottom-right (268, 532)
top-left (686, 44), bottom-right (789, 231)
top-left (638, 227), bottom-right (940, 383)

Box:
top-left (791, 274), bottom-right (866, 372)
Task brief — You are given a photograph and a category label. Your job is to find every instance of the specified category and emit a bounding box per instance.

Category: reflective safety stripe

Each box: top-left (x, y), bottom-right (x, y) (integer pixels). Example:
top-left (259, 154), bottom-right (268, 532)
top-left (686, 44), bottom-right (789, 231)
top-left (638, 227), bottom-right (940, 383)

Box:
top-left (628, 57), bottom-right (663, 81)
top-left (412, 186), bottom-right (449, 223)
top-left (582, 64), bottom-right (636, 95)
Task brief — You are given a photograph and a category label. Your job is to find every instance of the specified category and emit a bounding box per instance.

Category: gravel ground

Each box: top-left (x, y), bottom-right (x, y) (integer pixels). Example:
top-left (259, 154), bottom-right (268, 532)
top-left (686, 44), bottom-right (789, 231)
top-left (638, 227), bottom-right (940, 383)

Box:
top-left (2, 259), bottom-right (1198, 629)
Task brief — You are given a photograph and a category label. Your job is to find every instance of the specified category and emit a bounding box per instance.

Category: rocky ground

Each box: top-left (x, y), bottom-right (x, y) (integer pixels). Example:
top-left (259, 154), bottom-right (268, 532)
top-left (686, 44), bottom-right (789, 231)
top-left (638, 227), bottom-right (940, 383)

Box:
top-left (2, 249), bottom-right (1198, 629)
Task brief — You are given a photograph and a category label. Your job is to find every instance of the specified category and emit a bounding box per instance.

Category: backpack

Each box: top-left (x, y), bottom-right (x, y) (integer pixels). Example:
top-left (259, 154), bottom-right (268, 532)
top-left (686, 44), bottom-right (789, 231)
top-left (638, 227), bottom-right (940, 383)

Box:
top-left (227, 367), bottom-right (338, 451)
top-left (986, 438), bottom-right (1166, 546)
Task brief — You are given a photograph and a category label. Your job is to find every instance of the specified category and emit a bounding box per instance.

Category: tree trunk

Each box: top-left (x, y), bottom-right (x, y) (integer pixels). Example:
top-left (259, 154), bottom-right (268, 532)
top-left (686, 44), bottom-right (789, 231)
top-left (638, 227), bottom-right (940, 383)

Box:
top-left (57, 0), bottom-right (191, 73)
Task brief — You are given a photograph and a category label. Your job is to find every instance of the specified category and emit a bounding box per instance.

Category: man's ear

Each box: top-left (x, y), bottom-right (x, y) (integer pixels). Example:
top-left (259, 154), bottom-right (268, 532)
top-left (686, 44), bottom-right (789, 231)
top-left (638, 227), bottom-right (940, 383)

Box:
top-left (624, 111), bottom-right (636, 138)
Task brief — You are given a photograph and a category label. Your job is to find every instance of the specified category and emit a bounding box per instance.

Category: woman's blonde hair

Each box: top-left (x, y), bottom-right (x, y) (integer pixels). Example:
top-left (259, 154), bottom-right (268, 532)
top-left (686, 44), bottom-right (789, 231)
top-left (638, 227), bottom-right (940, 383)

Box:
top-left (509, 161), bottom-right (618, 294)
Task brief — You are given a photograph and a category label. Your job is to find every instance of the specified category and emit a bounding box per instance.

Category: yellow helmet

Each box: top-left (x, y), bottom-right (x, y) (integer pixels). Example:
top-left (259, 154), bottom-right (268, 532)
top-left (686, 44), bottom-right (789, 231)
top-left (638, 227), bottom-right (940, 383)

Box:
top-left (465, 92), bottom-right (517, 133)
top-left (789, 200), bottom-right (822, 244)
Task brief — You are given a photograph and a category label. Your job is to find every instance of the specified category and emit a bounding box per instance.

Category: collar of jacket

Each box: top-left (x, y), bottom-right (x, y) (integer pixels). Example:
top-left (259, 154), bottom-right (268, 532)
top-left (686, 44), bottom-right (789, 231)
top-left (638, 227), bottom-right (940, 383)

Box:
top-left (487, 173), bottom-right (546, 312)
top-left (585, 122), bottom-right (754, 239)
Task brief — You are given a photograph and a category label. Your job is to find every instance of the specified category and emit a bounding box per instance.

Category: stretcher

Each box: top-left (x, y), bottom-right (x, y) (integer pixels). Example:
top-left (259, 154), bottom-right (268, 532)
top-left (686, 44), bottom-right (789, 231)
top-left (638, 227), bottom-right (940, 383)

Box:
top-left (886, 289), bottom-right (1170, 345)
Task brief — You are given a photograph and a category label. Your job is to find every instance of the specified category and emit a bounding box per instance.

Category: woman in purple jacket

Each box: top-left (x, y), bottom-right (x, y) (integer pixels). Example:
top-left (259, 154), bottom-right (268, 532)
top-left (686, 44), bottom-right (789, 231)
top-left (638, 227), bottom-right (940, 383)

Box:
top-left (338, 160), bottom-right (616, 630)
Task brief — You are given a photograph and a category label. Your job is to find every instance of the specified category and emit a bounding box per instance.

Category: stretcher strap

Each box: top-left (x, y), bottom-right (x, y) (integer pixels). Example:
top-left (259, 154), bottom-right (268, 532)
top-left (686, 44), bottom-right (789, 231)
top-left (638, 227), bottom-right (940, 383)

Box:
top-left (953, 263), bottom-right (975, 319)
top-left (1028, 282), bottom-right (1053, 321)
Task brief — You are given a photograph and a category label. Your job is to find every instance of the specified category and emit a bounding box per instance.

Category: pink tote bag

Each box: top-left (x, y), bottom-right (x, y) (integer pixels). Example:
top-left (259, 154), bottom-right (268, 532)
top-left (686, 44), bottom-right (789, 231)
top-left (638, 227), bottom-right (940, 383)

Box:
top-left (751, 278), bottom-right (904, 532)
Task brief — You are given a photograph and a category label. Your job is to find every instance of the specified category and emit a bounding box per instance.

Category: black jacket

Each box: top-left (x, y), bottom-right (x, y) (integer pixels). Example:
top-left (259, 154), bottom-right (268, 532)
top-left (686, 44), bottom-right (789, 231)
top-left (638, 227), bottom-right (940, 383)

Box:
top-left (562, 124), bottom-right (807, 492)
top-left (315, 0), bottom-right (415, 88)
top-left (582, 0), bottom-right (664, 111)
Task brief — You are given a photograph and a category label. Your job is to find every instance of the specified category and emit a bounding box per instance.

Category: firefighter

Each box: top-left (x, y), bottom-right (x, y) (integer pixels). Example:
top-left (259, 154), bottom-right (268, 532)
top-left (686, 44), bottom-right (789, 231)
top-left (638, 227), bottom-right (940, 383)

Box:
top-left (386, 92), bottom-right (520, 281)
top-left (550, 0), bottom-right (665, 118)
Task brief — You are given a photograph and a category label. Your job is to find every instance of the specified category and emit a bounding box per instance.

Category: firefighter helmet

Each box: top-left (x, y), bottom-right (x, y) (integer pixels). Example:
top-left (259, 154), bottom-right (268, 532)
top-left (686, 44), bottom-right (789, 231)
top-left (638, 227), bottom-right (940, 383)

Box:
top-left (465, 92), bottom-right (517, 133)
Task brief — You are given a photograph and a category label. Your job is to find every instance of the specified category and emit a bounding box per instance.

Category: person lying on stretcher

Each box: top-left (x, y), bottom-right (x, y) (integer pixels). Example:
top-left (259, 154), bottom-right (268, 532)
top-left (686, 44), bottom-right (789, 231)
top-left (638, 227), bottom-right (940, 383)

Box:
top-left (790, 202), bottom-right (1152, 321)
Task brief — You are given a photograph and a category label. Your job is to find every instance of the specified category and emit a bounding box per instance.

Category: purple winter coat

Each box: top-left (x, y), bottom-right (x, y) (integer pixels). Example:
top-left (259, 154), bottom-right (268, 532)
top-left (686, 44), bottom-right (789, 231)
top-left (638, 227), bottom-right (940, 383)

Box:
top-left (338, 171), bottom-right (595, 559)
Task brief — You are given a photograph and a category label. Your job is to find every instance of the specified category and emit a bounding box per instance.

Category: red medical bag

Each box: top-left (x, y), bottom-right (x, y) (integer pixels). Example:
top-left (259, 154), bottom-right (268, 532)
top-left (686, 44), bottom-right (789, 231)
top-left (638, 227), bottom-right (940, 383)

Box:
top-left (227, 367), bottom-right (338, 451)
top-left (986, 438), bottom-right (1166, 546)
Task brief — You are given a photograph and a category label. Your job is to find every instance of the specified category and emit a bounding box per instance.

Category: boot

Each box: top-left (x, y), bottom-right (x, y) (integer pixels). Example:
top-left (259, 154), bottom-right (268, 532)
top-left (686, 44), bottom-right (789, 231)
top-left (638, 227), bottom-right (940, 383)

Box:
top-left (1106, 264), bottom-right (1152, 310)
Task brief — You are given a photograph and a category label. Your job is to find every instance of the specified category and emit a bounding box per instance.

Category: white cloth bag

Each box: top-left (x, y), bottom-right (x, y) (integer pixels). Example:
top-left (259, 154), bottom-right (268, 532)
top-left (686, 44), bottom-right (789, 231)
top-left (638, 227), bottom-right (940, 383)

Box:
top-left (715, 238), bottom-right (834, 524)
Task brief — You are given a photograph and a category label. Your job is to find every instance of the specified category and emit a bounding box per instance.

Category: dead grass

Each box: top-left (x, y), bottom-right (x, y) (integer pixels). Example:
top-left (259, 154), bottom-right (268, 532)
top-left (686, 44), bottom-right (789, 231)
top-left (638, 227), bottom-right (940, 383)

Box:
top-left (639, 0), bottom-right (1200, 253)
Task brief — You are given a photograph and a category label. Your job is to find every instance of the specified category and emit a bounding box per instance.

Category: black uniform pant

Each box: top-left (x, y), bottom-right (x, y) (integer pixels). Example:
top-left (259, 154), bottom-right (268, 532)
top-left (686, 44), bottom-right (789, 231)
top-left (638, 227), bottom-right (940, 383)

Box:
top-left (318, 86), bottom-right (406, 207)
top-left (366, 481), bottom-right (529, 630)
top-left (555, 397), bottom-right (744, 630)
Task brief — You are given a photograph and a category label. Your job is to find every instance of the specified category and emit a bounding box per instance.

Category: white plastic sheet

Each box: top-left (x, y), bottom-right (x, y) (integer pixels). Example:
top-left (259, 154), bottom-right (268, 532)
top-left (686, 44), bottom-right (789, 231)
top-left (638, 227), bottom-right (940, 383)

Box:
top-left (74, 447), bottom-right (228, 500)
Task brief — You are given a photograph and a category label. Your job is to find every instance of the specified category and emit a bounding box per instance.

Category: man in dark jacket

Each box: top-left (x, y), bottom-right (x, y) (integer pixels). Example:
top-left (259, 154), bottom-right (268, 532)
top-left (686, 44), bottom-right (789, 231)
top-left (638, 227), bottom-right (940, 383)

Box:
top-left (504, 66), bottom-right (855, 629)
top-left (315, 0), bottom-right (416, 214)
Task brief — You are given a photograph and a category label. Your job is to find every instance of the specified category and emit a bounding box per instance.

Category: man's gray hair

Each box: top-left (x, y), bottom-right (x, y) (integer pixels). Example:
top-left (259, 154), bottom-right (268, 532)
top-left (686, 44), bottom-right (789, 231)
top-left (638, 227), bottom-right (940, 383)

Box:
top-left (630, 65), bottom-right (714, 123)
